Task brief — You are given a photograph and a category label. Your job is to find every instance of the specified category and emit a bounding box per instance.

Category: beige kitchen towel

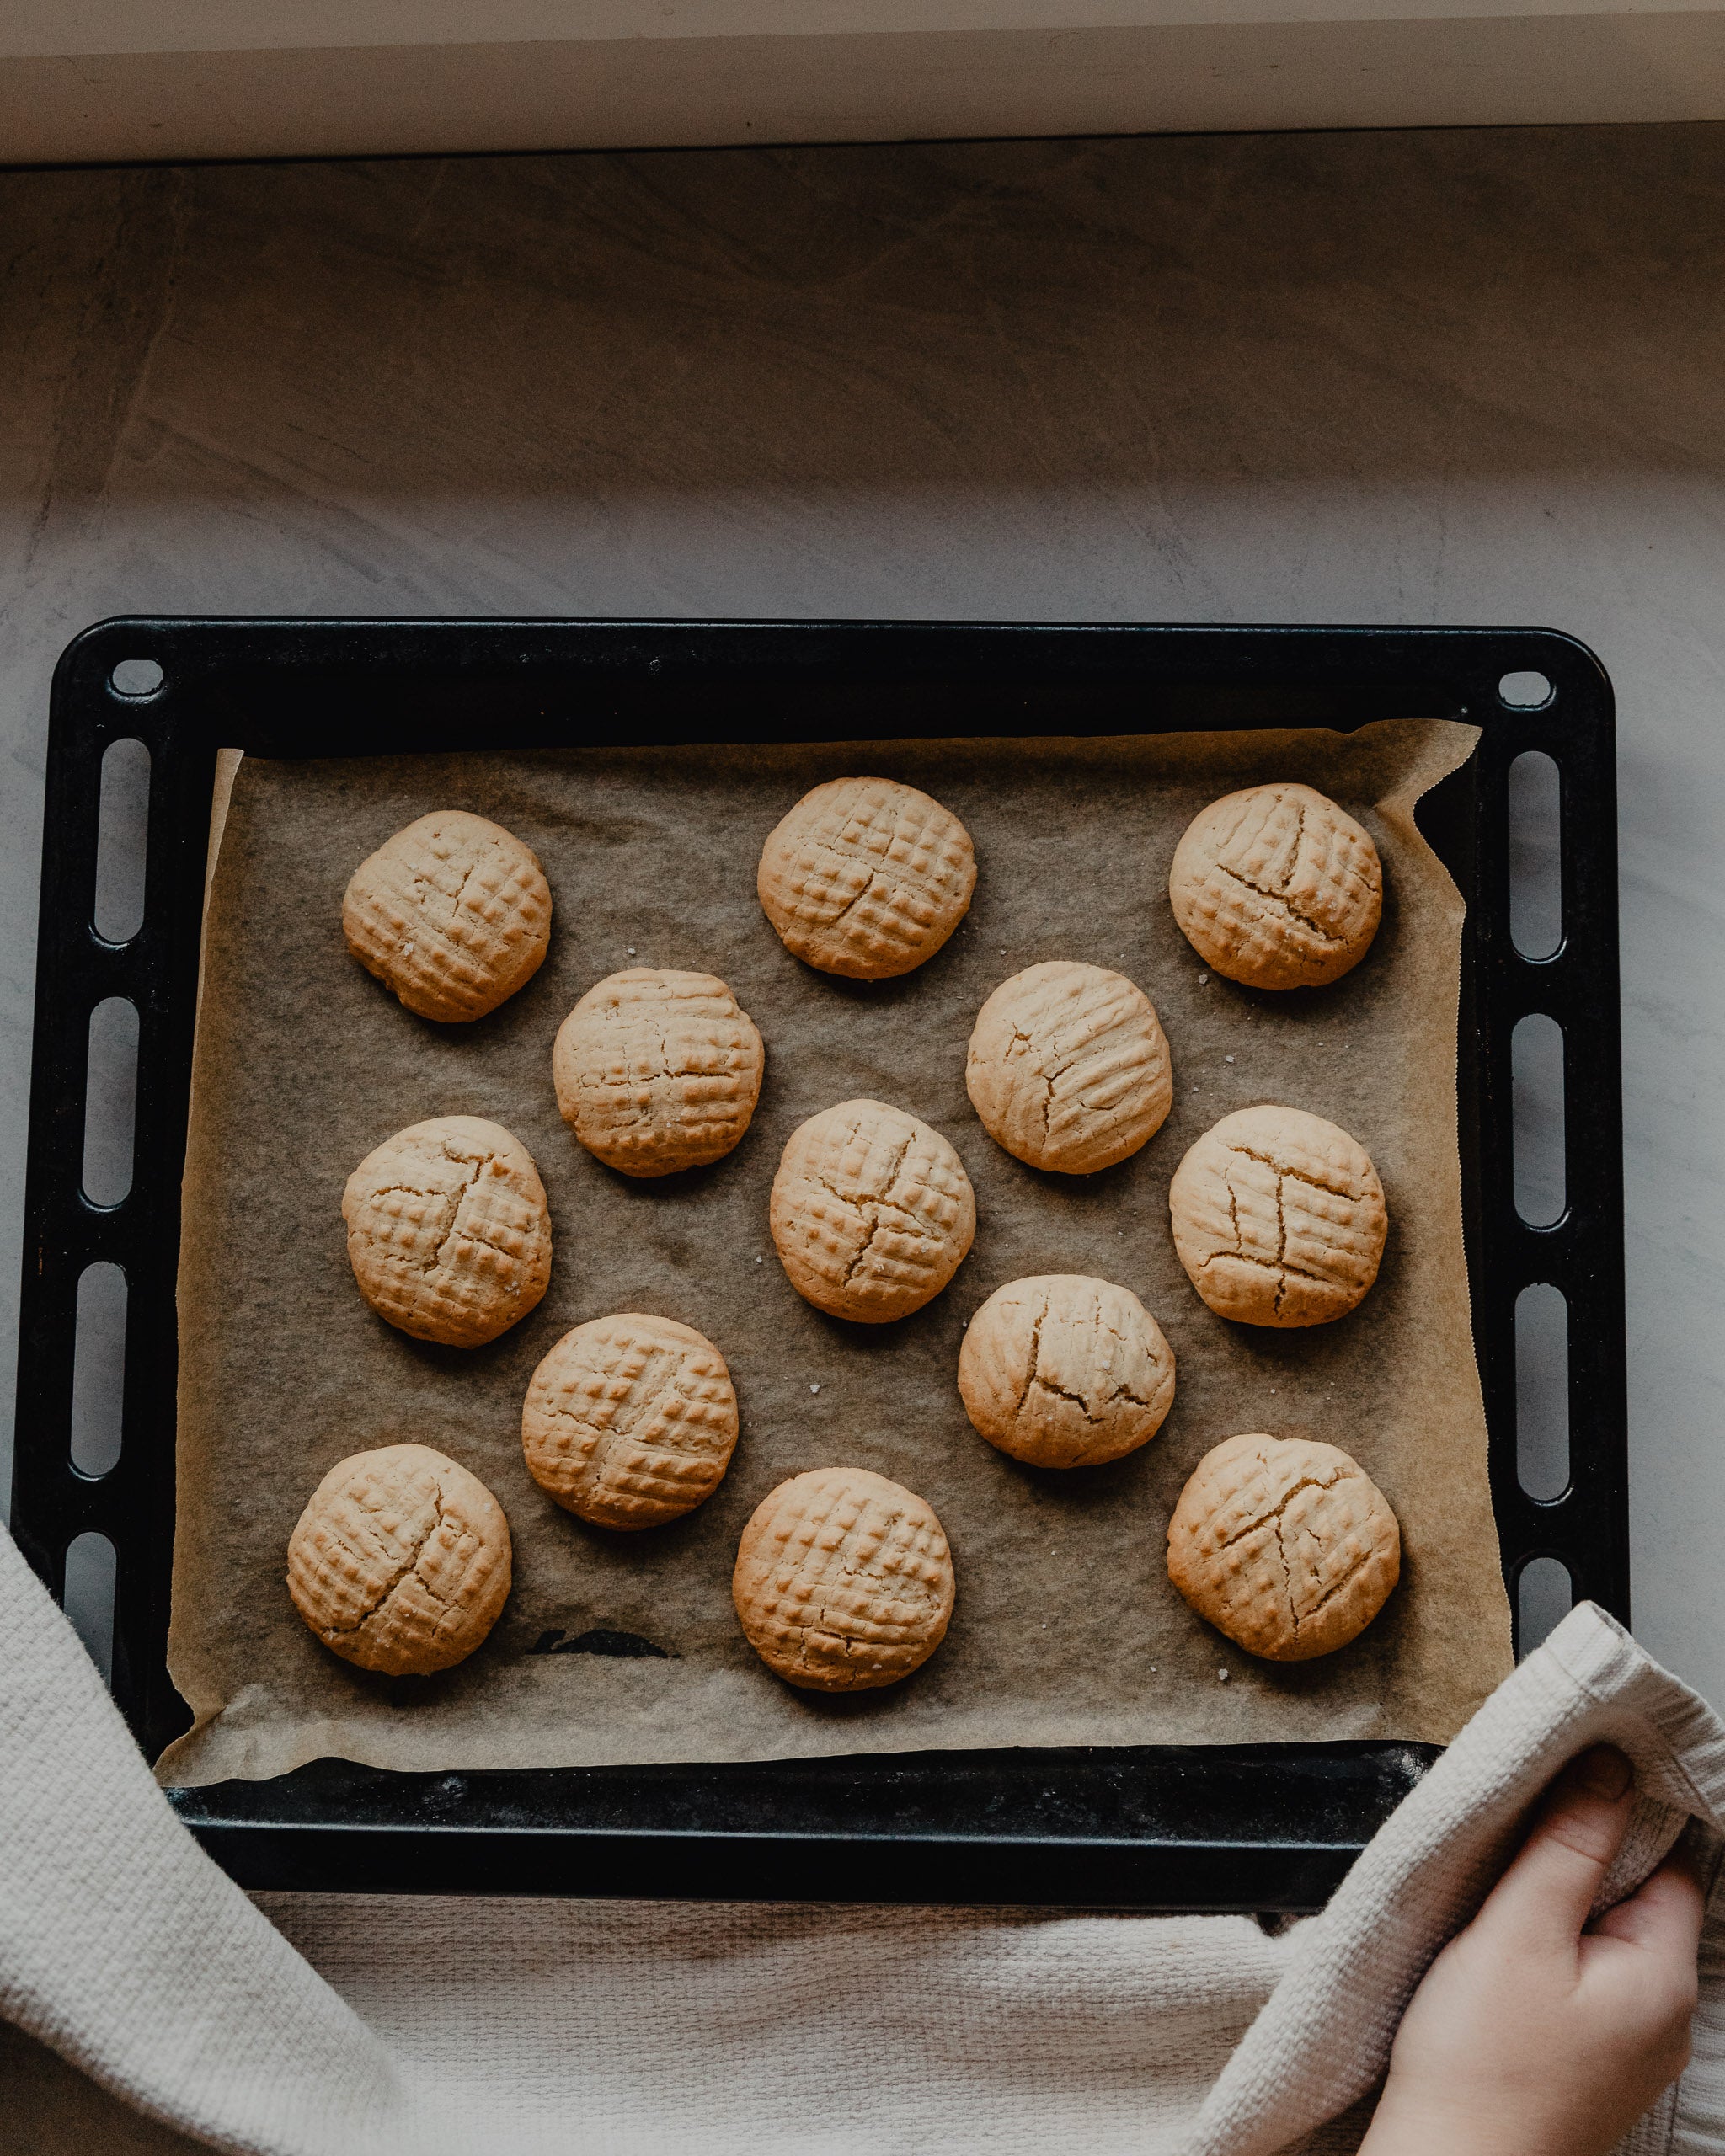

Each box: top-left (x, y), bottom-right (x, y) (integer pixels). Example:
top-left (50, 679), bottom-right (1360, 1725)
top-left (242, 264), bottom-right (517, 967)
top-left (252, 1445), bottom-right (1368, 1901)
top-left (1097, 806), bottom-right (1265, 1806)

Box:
top-left (2, 1514), bottom-right (1722, 2156)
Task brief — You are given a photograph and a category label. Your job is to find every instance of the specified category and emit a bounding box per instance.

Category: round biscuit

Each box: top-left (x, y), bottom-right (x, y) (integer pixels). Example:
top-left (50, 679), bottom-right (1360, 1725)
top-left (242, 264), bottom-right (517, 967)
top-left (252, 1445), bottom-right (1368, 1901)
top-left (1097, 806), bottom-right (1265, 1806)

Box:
top-left (756, 776), bottom-right (975, 979)
top-left (1168, 783), bottom-right (1381, 990)
top-left (959, 1273), bottom-right (1175, 1467)
top-left (1168, 1103), bottom-right (1386, 1327)
top-left (732, 1466), bottom-right (954, 1692)
top-left (287, 1443), bottom-right (512, 1675)
top-left (553, 968), bottom-right (764, 1177)
top-left (966, 962), bottom-right (1172, 1173)
top-left (522, 1313), bottom-right (739, 1529)
top-left (770, 1099), bottom-right (975, 1323)
top-left (343, 1114), bottom-right (553, 1348)
top-left (343, 810), bottom-right (551, 1022)
top-left (1167, 1432), bottom-right (1400, 1661)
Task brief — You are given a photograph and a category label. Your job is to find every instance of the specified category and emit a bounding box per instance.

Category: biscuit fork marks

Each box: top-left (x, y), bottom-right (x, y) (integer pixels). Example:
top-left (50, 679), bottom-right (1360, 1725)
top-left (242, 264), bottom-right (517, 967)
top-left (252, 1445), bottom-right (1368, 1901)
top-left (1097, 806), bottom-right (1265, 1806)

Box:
top-left (1169, 1103), bottom-right (1386, 1328)
top-left (344, 810), bottom-right (551, 1022)
top-left (770, 1099), bottom-right (975, 1323)
top-left (522, 1313), bottom-right (739, 1529)
top-left (1169, 782), bottom-right (1382, 990)
top-left (757, 776), bottom-right (975, 980)
top-left (343, 1114), bottom-right (553, 1348)
top-left (1167, 1433), bottom-right (1400, 1662)
top-left (732, 1466), bottom-right (955, 1692)
top-left (553, 968), bottom-right (764, 1178)
top-left (287, 1443), bottom-right (513, 1676)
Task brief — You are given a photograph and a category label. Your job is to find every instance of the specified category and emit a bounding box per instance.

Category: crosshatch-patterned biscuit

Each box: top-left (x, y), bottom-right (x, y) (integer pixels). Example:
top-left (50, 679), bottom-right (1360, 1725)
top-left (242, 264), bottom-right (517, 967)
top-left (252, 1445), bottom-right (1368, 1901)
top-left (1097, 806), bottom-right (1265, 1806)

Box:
top-left (732, 1466), bottom-right (955, 1692)
top-left (770, 1099), bottom-right (975, 1323)
top-left (965, 962), bottom-right (1173, 1174)
top-left (343, 1114), bottom-right (553, 1348)
top-left (756, 776), bottom-right (976, 979)
top-left (287, 1443), bottom-right (513, 1675)
top-left (343, 811), bottom-right (552, 1022)
top-left (1168, 1104), bottom-right (1386, 1328)
top-left (1168, 783), bottom-right (1382, 990)
top-left (522, 1313), bottom-right (740, 1529)
top-left (1167, 1433), bottom-right (1401, 1661)
top-left (958, 1273), bottom-right (1176, 1468)
top-left (553, 968), bottom-right (764, 1178)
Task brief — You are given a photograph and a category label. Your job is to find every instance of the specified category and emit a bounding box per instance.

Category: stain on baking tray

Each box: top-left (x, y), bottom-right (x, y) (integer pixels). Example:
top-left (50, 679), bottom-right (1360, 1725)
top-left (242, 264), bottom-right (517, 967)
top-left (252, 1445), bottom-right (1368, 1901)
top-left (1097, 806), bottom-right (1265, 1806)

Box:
top-left (527, 1627), bottom-right (676, 1660)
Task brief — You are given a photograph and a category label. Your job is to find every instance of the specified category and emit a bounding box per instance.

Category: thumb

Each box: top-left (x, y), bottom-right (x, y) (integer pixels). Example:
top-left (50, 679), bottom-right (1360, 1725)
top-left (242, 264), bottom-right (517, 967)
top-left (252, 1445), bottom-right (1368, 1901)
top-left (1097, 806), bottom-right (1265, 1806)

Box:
top-left (1591, 1842), bottom-right (1706, 1956)
top-left (1477, 1745), bottom-right (1637, 1949)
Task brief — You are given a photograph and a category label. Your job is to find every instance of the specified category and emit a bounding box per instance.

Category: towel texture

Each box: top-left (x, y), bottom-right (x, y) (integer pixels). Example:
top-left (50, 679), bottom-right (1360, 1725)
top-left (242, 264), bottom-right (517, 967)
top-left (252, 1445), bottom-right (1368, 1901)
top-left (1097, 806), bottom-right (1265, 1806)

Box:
top-left (2, 1518), bottom-right (1722, 2154)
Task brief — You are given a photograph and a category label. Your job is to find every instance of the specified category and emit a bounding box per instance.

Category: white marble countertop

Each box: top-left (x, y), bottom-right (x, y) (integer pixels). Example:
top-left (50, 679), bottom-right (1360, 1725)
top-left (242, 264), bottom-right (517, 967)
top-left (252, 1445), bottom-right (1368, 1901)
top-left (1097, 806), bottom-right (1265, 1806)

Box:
top-left (3, 124), bottom-right (1722, 1704)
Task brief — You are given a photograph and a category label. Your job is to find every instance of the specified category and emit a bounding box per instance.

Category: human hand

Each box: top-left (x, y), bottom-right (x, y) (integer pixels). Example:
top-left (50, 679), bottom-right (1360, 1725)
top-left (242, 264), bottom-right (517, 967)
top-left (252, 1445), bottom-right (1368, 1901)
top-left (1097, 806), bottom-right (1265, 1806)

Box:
top-left (1357, 1744), bottom-right (1705, 2156)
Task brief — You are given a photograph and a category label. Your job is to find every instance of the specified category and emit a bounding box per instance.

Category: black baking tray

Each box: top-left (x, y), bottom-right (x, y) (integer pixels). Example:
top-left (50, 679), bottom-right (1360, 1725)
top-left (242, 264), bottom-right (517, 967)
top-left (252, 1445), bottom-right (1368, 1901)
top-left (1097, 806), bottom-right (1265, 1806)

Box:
top-left (12, 618), bottom-right (1626, 1909)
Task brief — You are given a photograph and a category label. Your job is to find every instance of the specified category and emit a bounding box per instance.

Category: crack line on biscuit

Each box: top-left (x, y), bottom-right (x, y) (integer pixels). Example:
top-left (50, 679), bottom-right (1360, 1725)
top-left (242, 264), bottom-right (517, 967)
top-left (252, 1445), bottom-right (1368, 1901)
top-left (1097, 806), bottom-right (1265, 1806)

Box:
top-left (1271, 1504), bottom-right (1297, 1634)
top-left (1032, 1373), bottom-right (1107, 1423)
top-left (796, 1156), bottom-right (947, 1292)
top-left (1223, 1142), bottom-right (1363, 1202)
top-left (1017, 1299), bottom-right (1047, 1414)
top-left (1210, 1468), bottom-right (1343, 1553)
top-left (1199, 1251), bottom-right (1346, 1288)
top-left (820, 864), bottom-right (886, 928)
top-left (1221, 868), bottom-right (1341, 948)
top-left (435, 1153), bottom-right (490, 1272)
top-left (327, 1474), bottom-right (452, 1638)
top-left (1215, 859), bottom-right (1345, 947)
top-left (1293, 1529), bottom-right (1378, 1635)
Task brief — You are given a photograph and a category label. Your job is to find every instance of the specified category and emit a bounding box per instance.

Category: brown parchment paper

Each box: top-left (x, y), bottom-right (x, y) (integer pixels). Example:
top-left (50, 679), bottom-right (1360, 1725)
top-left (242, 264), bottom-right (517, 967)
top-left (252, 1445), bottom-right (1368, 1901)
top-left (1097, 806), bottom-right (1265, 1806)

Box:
top-left (158, 721), bottom-right (1514, 1786)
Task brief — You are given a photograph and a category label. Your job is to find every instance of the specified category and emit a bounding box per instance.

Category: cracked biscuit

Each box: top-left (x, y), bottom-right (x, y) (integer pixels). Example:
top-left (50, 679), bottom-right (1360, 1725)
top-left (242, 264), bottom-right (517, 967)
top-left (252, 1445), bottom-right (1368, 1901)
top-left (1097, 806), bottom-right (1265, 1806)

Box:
top-left (1169, 783), bottom-right (1382, 990)
top-left (770, 1099), bottom-right (975, 1323)
top-left (343, 810), bottom-right (552, 1022)
top-left (966, 962), bottom-right (1173, 1173)
top-left (756, 776), bottom-right (976, 979)
top-left (732, 1465), bottom-right (955, 1692)
top-left (553, 968), bottom-right (765, 1178)
top-left (288, 1443), bottom-right (513, 1675)
top-left (343, 1114), bottom-right (553, 1348)
top-left (959, 1273), bottom-right (1176, 1468)
top-left (1167, 1432), bottom-right (1400, 1661)
top-left (1169, 1104), bottom-right (1386, 1328)
top-left (522, 1312), bottom-right (739, 1529)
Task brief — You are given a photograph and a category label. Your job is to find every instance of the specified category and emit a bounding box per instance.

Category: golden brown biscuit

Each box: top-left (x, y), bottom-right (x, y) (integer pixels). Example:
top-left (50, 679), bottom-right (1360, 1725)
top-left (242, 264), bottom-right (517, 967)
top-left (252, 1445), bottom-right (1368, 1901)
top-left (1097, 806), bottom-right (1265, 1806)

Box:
top-left (1167, 1433), bottom-right (1400, 1661)
top-left (343, 811), bottom-right (552, 1022)
top-left (732, 1466), bottom-right (955, 1692)
top-left (1168, 783), bottom-right (1382, 990)
top-left (1169, 1104), bottom-right (1386, 1328)
top-left (958, 1273), bottom-right (1175, 1468)
top-left (287, 1443), bottom-right (512, 1675)
top-left (966, 963), bottom-right (1173, 1173)
top-left (770, 1099), bottom-right (975, 1323)
top-left (522, 1313), bottom-right (739, 1529)
top-left (756, 776), bottom-right (976, 979)
top-left (553, 968), bottom-right (764, 1178)
top-left (343, 1114), bottom-right (553, 1348)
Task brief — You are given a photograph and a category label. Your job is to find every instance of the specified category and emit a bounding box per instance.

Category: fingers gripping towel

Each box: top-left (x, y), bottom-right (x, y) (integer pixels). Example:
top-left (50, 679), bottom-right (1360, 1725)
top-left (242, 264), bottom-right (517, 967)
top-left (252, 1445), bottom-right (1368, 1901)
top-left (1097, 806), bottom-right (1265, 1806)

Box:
top-left (1181, 1603), bottom-right (1725, 2156)
top-left (3, 1513), bottom-right (1724, 2156)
